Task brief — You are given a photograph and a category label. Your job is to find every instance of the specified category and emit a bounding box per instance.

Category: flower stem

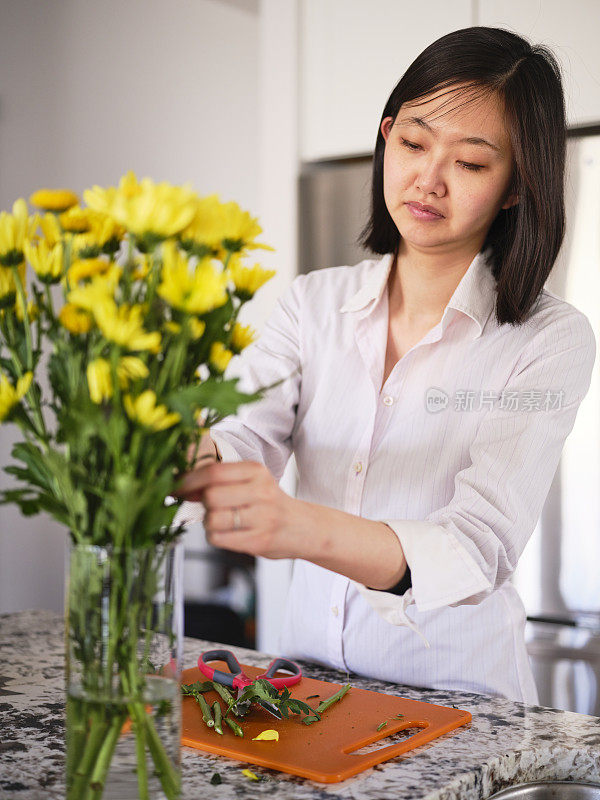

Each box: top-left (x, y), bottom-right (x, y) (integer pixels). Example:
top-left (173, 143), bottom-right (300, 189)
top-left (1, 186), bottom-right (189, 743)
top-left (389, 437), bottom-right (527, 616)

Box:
top-left (67, 712), bottom-right (110, 798)
top-left (87, 712), bottom-right (124, 796)
top-left (134, 715), bottom-right (150, 800)
top-left (11, 265), bottom-right (32, 370)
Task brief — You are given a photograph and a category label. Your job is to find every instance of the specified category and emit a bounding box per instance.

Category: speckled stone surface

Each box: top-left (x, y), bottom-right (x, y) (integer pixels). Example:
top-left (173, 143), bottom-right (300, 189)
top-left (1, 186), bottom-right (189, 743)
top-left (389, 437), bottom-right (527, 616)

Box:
top-left (1, 609), bottom-right (599, 799)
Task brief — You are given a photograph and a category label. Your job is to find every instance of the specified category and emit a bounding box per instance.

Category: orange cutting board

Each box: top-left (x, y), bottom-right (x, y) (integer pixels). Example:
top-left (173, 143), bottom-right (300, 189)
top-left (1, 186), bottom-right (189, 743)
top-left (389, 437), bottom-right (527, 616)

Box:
top-left (181, 663), bottom-right (472, 783)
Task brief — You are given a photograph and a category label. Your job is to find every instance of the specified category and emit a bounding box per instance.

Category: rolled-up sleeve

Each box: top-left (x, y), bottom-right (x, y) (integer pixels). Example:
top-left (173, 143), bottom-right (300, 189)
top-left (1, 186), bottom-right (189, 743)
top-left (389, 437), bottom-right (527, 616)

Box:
top-left (374, 311), bottom-right (596, 615)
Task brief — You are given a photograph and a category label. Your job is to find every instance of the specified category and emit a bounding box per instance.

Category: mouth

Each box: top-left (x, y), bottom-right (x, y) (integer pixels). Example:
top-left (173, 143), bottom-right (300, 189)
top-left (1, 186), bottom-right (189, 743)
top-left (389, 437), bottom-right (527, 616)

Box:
top-left (405, 202), bottom-right (445, 220)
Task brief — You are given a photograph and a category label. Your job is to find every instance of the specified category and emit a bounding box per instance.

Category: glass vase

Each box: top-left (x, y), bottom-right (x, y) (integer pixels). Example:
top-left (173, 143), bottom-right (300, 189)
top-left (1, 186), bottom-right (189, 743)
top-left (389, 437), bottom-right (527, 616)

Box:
top-left (65, 540), bottom-right (183, 800)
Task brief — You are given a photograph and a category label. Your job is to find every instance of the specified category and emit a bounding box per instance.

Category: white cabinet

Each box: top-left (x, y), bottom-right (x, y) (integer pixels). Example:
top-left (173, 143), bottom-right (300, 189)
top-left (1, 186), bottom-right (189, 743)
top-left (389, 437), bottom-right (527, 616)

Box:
top-left (299, 1), bottom-right (600, 162)
top-left (479, 0), bottom-right (600, 126)
top-left (300, 0), bottom-right (473, 161)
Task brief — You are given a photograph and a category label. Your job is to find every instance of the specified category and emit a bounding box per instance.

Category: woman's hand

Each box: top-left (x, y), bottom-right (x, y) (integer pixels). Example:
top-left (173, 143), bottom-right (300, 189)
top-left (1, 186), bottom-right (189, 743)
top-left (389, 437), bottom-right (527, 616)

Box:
top-left (174, 460), bottom-right (306, 560)
top-left (175, 438), bottom-right (407, 588)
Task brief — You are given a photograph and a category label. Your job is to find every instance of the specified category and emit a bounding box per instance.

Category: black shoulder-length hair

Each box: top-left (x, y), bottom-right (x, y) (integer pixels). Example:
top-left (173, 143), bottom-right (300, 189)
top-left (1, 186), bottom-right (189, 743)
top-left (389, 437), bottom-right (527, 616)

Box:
top-left (359, 26), bottom-right (566, 326)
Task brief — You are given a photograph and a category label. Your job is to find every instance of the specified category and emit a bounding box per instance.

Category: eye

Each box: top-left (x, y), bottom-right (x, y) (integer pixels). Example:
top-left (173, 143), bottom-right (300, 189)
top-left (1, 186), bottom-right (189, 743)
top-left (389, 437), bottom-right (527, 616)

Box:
top-left (459, 162), bottom-right (484, 172)
top-left (400, 138), bottom-right (421, 150)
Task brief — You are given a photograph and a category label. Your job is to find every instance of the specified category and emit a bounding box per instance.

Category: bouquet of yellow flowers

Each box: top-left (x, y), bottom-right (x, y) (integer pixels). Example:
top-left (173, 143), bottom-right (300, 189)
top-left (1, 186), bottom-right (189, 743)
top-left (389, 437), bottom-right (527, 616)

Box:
top-left (0, 171), bottom-right (277, 799)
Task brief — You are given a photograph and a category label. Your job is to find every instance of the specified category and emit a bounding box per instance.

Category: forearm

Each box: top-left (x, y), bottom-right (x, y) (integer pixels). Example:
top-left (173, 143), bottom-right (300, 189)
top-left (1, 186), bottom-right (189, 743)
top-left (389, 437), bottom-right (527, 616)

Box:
top-left (296, 498), bottom-right (408, 590)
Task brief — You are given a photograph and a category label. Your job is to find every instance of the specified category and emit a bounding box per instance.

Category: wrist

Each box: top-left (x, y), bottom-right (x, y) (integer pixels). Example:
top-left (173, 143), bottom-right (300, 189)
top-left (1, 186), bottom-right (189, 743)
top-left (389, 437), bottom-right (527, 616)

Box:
top-left (289, 498), bottom-right (324, 562)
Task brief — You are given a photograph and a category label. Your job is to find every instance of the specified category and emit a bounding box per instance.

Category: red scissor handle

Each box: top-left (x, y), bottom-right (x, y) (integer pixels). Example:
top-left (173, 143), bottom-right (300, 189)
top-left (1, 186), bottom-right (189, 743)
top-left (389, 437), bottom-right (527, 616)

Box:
top-left (198, 649), bottom-right (252, 691)
top-left (257, 657), bottom-right (302, 689)
top-left (198, 651), bottom-right (302, 691)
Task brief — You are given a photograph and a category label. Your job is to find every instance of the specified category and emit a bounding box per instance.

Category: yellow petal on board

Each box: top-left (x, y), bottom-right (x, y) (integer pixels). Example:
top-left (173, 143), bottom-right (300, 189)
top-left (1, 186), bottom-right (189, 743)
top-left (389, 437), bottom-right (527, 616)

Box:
top-left (252, 729), bottom-right (279, 742)
top-left (241, 769), bottom-right (260, 781)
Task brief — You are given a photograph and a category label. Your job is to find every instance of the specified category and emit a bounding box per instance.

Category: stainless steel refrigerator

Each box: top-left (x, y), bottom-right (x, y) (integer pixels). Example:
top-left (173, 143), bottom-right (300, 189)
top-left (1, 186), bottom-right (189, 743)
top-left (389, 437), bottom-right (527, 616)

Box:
top-left (298, 127), bottom-right (600, 714)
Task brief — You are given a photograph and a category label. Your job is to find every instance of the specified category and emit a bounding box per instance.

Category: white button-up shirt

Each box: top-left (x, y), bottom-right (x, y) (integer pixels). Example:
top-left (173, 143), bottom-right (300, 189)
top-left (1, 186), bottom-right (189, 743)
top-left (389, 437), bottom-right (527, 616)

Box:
top-left (178, 249), bottom-right (596, 703)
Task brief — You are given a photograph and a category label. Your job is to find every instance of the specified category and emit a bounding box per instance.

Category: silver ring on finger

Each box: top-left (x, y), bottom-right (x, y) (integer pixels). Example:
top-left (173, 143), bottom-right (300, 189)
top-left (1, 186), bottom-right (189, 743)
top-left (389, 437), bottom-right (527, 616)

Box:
top-left (232, 506), bottom-right (242, 531)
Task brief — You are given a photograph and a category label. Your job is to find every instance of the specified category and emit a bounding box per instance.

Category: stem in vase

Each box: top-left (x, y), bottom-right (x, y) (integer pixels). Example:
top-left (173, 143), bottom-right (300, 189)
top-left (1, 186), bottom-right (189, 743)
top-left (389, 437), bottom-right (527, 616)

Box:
top-left (86, 712), bottom-right (125, 798)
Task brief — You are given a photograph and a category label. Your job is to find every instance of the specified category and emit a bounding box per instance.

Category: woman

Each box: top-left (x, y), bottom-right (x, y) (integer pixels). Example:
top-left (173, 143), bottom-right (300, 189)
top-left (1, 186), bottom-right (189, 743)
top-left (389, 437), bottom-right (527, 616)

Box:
top-left (175, 27), bottom-right (596, 703)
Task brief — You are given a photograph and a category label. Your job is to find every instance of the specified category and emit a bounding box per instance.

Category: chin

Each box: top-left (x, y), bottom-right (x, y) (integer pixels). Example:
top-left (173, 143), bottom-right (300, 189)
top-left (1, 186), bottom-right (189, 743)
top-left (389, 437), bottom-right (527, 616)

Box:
top-left (397, 228), bottom-right (451, 249)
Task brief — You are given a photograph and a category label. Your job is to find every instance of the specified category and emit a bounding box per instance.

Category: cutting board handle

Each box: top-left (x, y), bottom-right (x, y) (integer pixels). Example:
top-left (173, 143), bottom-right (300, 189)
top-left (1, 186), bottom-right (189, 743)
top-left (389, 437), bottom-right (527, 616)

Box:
top-left (344, 721), bottom-right (430, 762)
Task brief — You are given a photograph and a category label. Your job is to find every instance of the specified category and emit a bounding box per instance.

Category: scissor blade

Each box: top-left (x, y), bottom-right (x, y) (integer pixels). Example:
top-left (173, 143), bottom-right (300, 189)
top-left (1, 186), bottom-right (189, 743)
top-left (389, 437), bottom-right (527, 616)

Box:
top-left (259, 700), bottom-right (283, 719)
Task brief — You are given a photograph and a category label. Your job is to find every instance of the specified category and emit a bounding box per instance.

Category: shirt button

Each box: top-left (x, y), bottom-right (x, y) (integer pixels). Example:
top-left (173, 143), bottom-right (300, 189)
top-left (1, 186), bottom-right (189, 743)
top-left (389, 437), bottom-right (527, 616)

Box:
top-left (382, 395), bottom-right (394, 406)
top-left (353, 461), bottom-right (363, 474)
top-left (331, 606), bottom-right (339, 617)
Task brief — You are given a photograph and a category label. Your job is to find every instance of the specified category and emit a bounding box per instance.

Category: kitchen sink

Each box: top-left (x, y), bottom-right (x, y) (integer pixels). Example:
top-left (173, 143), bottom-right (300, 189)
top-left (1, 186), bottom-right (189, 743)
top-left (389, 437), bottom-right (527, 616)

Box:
top-left (488, 782), bottom-right (600, 799)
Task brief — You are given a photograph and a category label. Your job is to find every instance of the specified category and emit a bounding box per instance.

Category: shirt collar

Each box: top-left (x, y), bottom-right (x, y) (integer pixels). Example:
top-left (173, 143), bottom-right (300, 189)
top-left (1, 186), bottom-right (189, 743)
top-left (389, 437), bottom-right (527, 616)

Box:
top-left (339, 248), bottom-right (497, 339)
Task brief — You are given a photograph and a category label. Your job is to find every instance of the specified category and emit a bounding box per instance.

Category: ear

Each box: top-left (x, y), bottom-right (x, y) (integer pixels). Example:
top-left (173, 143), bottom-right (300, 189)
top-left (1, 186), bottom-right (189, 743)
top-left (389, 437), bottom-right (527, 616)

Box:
top-left (501, 191), bottom-right (519, 211)
top-left (380, 116), bottom-right (394, 142)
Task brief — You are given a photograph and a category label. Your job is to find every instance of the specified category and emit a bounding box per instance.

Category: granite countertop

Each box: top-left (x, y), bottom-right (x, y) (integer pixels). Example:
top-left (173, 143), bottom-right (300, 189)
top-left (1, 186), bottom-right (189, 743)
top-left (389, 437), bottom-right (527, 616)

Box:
top-left (1, 609), bottom-right (599, 800)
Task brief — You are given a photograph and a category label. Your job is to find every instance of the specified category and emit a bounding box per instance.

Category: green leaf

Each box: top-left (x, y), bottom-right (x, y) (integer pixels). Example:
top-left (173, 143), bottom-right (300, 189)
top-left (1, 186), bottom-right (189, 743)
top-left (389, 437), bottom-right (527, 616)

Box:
top-left (0, 488), bottom-right (41, 516)
top-left (166, 377), bottom-right (263, 426)
top-left (181, 681), bottom-right (214, 696)
top-left (287, 698), bottom-right (320, 718)
top-left (10, 441), bottom-right (55, 493)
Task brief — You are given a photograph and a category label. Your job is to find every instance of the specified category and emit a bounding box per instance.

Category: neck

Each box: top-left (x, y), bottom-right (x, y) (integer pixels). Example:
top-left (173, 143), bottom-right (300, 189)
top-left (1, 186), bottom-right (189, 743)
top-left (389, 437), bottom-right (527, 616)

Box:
top-left (388, 242), bottom-right (480, 325)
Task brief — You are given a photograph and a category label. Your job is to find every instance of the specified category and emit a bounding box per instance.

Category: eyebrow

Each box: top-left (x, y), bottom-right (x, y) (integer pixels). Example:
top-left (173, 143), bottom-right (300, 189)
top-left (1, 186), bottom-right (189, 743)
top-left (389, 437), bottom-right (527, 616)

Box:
top-left (396, 116), bottom-right (503, 154)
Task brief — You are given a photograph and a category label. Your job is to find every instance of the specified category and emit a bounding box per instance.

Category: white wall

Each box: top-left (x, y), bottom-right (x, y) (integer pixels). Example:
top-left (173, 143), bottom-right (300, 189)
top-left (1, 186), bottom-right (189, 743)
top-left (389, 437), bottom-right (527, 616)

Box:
top-left (479, 0), bottom-right (600, 127)
top-left (0, 0), bottom-right (262, 613)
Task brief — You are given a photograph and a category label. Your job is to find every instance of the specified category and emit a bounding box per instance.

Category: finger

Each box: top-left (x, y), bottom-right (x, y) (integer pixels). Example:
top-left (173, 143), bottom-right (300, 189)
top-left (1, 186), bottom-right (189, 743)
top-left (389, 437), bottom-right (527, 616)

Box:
top-left (204, 505), bottom-right (252, 534)
top-left (174, 461), bottom-right (260, 498)
top-left (201, 483), bottom-right (258, 511)
top-left (206, 528), bottom-right (263, 555)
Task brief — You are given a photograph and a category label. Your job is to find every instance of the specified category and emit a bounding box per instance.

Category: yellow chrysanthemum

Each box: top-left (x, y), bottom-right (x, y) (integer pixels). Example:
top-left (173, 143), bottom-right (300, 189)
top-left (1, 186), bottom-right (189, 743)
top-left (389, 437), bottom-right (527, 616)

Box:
top-left (0, 371), bottom-right (33, 421)
top-left (209, 342), bottom-right (233, 374)
top-left (0, 263), bottom-right (25, 307)
top-left (29, 188), bottom-right (79, 213)
top-left (218, 202), bottom-right (273, 251)
top-left (218, 200), bottom-right (274, 254)
top-left (131, 255), bottom-right (150, 281)
top-left (87, 359), bottom-right (112, 404)
top-left (72, 212), bottom-right (125, 257)
top-left (58, 304), bottom-right (93, 334)
top-left (227, 256), bottom-right (275, 301)
top-left (157, 243), bottom-right (228, 315)
top-left (66, 268), bottom-right (121, 309)
top-left (84, 171), bottom-right (197, 240)
top-left (91, 212), bottom-right (125, 247)
top-left (59, 205), bottom-right (92, 233)
top-left (24, 240), bottom-right (63, 284)
top-left (68, 258), bottom-right (111, 284)
top-left (93, 299), bottom-right (161, 353)
top-left (179, 194), bottom-right (229, 252)
top-left (181, 195), bottom-right (274, 256)
top-left (189, 317), bottom-right (206, 339)
top-left (230, 322), bottom-right (256, 354)
top-left (117, 356), bottom-right (149, 387)
top-left (38, 213), bottom-right (62, 246)
top-left (0, 199), bottom-right (38, 267)
top-left (15, 294), bottom-right (38, 323)
top-left (123, 390), bottom-right (180, 431)
top-left (164, 320), bottom-right (181, 335)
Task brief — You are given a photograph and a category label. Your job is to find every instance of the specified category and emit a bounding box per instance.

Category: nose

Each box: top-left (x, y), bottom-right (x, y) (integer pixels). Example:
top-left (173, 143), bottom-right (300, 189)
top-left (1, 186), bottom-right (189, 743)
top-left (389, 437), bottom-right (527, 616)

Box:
top-left (415, 155), bottom-right (447, 197)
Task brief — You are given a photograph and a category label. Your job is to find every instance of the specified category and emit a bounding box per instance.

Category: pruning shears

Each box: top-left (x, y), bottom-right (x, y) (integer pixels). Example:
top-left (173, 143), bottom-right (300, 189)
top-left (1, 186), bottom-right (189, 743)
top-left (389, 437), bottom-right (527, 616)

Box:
top-left (198, 649), bottom-right (302, 719)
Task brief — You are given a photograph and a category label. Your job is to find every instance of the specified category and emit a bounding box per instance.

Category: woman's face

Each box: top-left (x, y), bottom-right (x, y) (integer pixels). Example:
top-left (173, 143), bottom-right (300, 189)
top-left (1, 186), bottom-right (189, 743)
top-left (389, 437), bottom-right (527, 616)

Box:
top-left (380, 86), bottom-right (518, 257)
